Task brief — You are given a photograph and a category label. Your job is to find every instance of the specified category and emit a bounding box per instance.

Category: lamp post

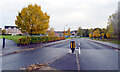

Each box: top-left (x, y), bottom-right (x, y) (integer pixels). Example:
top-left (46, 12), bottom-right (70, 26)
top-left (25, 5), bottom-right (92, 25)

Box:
top-left (63, 24), bottom-right (67, 36)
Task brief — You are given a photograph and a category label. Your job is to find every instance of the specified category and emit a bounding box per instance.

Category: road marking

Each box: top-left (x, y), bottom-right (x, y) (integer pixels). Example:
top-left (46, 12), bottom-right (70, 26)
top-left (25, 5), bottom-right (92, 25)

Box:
top-left (79, 47), bottom-right (81, 54)
top-left (68, 49), bottom-right (72, 53)
top-left (116, 50), bottom-right (119, 52)
top-left (75, 52), bottom-right (80, 70)
top-left (79, 43), bottom-right (80, 46)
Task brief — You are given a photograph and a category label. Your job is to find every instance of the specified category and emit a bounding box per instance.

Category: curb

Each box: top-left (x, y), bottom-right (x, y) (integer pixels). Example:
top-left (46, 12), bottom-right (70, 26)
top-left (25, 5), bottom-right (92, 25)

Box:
top-left (1, 39), bottom-right (71, 56)
top-left (87, 39), bottom-right (120, 51)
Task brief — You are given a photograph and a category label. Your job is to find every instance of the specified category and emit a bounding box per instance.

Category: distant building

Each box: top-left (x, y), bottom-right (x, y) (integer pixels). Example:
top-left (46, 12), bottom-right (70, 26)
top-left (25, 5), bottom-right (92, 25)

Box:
top-left (5, 26), bottom-right (22, 35)
top-left (71, 31), bottom-right (77, 36)
top-left (0, 28), bottom-right (2, 35)
top-left (55, 31), bottom-right (64, 36)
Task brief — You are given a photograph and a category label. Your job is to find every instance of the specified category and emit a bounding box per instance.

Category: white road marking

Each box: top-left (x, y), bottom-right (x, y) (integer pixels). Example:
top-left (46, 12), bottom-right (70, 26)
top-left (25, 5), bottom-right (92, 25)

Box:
top-left (68, 49), bottom-right (72, 53)
top-left (116, 50), bottom-right (119, 52)
top-left (75, 52), bottom-right (80, 70)
top-left (79, 42), bottom-right (81, 54)
top-left (79, 47), bottom-right (81, 54)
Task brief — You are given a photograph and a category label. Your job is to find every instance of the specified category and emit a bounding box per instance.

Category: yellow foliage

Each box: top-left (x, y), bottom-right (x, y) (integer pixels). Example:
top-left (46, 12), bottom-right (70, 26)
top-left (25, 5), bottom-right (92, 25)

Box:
top-left (93, 29), bottom-right (100, 38)
top-left (15, 4), bottom-right (50, 35)
top-left (89, 33), bottom-right (92, 37)
top-left (48, 28), bottom-right (55, 37)
top-left (106, 33), bottom-right (110, 38)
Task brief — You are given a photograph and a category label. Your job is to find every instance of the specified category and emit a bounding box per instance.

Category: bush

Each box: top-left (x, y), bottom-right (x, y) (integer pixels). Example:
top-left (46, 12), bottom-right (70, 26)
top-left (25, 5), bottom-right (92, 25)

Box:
top-left (18, 36), bottom-right (65, 46)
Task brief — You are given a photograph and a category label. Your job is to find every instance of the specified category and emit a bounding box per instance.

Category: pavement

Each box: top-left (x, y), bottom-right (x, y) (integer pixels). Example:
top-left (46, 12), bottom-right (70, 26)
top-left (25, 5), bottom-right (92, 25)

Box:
top-left (0, 39), bottom-right (70, 56)
top-left (86, 38), bottom-right (120, 49)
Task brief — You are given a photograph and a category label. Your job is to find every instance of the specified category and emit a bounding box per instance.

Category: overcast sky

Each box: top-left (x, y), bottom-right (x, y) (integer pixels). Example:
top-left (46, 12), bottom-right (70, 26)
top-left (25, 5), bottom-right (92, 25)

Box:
top-left (0, 0), bottom-right (119, 31)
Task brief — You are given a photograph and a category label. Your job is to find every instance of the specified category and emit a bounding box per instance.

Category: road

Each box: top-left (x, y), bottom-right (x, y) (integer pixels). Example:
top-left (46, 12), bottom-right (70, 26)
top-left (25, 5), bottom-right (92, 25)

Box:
top-left (1, 38), bottom-right (119, 71)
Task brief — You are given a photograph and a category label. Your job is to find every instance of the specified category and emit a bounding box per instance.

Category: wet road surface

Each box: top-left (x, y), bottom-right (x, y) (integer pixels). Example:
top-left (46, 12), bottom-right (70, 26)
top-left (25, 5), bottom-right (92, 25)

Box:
top-left (1, 38), bottom-right (119, 71)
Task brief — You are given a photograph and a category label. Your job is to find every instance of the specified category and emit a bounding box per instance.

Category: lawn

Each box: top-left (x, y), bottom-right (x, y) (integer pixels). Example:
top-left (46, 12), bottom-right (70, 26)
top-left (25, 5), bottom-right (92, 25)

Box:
top-left (66, 37), bottom-right (72, 39)
top-left (0, 35), bottom-right (25, 44)
top-left (93, 38), bottom-right (120, 45)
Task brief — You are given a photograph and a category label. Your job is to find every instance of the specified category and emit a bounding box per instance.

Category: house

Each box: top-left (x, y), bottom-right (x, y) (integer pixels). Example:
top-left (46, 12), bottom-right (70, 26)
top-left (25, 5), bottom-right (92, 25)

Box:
top-left (5, 26), bottom-right (22, 35)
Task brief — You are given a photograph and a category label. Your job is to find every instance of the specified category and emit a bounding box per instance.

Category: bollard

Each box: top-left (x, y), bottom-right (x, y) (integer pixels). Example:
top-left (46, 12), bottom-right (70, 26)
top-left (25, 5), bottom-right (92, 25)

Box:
top-left (70, 41), bottom-right (75, 53)
top-left (3, 37), bottom-right (5, 48)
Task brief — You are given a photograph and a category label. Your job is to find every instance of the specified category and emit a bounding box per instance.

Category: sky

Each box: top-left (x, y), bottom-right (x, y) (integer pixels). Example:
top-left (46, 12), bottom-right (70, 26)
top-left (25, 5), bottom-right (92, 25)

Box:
top-left (0, 0), bottom-right (119, 31)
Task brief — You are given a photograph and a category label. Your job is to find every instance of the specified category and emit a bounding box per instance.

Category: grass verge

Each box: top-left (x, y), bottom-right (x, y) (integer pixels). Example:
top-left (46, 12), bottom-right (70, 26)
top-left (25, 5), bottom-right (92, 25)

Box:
top-left (0, 35), bottom-right (25, 44)
top-left (93, 39), bottom-right (120, 45)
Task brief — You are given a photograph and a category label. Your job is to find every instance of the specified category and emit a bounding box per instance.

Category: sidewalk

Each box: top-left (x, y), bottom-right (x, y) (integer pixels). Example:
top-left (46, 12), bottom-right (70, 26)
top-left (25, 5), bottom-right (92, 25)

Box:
top-left (0, 39), bottom-right (70, 56)
top-left (86, 38), bottom-right (120, 49)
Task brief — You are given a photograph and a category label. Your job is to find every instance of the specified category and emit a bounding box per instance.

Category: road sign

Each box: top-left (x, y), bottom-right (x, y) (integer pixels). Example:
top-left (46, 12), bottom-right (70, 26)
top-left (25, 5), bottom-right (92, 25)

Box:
top-left (70, 41), bottom-right (75, 53)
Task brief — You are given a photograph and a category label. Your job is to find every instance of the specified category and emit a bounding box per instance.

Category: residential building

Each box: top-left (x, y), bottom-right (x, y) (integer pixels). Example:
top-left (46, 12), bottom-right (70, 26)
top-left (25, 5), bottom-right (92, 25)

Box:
top-left (5, 26), bottom-right (22, 35)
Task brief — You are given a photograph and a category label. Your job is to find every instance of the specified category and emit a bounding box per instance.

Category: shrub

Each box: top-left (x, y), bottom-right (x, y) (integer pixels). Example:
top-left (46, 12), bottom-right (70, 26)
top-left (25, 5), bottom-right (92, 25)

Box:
top-left (18, 36), bottom-right (65, 46)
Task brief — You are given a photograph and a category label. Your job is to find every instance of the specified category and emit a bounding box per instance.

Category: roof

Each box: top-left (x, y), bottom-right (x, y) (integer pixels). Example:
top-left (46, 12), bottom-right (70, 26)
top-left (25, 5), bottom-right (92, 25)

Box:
top-left (5, 26), bottom-right (18, 29)
top-left (55, 31), bottom-right (64, 33)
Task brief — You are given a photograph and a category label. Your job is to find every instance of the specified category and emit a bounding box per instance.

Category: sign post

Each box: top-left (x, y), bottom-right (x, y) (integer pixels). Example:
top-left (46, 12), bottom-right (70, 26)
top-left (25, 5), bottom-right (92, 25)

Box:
top-left (3, 37), bottom-right (5, 48)
top-left (70, 41), bottom-right (75, 53)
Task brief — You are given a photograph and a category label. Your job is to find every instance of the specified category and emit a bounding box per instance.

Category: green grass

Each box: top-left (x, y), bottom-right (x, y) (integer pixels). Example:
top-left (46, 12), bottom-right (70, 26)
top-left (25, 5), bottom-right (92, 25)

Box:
top-left (66, 37), bottom-right (89, 39)
top-left (66, 37), bottom-right (72, 39)
top-left (0, 35), bottom-right (25, 44)
top-left (93, 39), bottom-right (120, 45)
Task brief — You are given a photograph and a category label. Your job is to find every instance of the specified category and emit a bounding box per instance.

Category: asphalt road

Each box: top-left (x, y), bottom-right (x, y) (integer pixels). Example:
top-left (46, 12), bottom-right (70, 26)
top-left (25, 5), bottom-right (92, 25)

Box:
top-left (1, 38), bottom-right (119, 71)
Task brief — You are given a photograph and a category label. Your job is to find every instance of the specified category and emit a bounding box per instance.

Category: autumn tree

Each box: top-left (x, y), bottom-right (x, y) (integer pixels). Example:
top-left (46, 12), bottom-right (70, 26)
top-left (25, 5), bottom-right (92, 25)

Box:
top-left (63, 30), bottom-right (66, 36)
top-left (101, 33), bottom-right (105, 40)
top-left (88, 28), bottom-right (93, 38)
top-left (67, 28), bottom-right (71, 36)
top-left (101, 28), bottom-right (107, 33)
top-left (15, 4), bottom-right (50, 35)
top-left (2, 30), bottom-right (6, 35)
top-left (48, 27), bottom-right (55, 37)
top-left (89, 33), bottom-right (92, 38)
top-left (77, 26), bottom-right (83, 36)
top-left (93, 28), bottom-right (100, 38)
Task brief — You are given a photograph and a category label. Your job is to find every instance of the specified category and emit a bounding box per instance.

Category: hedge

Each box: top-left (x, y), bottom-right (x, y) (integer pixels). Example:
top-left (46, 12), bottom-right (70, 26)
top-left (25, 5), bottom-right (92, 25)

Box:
top-left (18, 36), bottom-right (65, 46)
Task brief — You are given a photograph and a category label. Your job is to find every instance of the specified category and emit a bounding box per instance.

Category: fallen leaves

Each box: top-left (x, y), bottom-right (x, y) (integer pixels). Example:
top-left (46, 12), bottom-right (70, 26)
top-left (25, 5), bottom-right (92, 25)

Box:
top-left (20, 63), bottom-right (47, 71)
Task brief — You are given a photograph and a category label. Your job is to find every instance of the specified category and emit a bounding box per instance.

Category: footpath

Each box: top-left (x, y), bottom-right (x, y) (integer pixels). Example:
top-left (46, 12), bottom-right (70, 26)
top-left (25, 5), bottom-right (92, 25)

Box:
top-left (0, 39), bottom-right (70, 56)
top-left (86, 38), bottom-right (120, 50)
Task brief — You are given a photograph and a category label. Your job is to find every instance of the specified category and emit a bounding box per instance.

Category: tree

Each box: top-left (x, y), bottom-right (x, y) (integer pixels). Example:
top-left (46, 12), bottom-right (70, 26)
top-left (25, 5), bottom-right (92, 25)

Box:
top-left (101, 28), bottom-right (107, 33)
top-left (48, 27), bottom-right (55, 37)
top-left (2, 30), bottom-right (6, 35)
top-left (107, 12), bottom-right (118, 39)
top-left (84, 29), bottom-right (89, 37)
top-left (89, 28), bottom-right (93, 33)
top-left (106, 32), bottom-right (110, 39)
top-left (15, 4), bottom-right (50, 35)
top-left (101, 33), bottom-right (105, 40)
top-left (89, 33), bottom-right (92, 38)
top-left (67, 28), bottom-right (71, 36)
top-left (63, 30), bottom-right (66, 36)
top-left (77, 26), bottom-right (83, 36)
top-left (93, 28), bottom-right (100, 38)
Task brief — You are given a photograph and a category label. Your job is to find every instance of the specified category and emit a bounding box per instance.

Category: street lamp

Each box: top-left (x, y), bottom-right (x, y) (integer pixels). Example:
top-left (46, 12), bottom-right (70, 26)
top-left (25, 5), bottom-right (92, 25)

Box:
top-left (63, 24), bottom-right (68, 36)
top-left (64, 24), bottom-right (68, 31)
